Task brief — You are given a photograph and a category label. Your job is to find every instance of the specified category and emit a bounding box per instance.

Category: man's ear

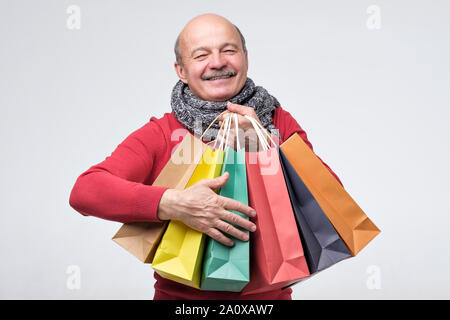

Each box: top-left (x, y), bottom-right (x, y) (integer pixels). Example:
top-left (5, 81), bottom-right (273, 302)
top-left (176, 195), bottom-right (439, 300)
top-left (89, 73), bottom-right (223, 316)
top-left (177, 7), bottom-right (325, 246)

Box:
top-left (244, 51), bottom-right (249, 72)
top-left (174, 61), bottom-right (188, 84)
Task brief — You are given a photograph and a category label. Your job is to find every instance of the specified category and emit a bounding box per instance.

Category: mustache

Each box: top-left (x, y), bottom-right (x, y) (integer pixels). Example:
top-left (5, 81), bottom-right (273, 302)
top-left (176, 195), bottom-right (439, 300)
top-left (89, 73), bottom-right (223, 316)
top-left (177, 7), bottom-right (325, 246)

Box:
top-left (201, 69), bottom-right (237, 80)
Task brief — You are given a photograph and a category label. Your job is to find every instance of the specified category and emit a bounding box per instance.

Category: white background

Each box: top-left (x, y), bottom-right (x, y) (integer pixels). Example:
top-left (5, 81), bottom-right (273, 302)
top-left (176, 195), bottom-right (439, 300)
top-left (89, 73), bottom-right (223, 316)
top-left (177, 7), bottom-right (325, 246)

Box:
top-left (1, 0), bottom-right (449, 299)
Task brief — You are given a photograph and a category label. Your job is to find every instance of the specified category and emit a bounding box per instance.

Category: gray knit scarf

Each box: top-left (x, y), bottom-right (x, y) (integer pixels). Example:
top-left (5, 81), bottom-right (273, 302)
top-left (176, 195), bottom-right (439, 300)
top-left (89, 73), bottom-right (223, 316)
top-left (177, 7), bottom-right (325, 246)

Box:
top-left (171, 77), bottom-right (281, 141)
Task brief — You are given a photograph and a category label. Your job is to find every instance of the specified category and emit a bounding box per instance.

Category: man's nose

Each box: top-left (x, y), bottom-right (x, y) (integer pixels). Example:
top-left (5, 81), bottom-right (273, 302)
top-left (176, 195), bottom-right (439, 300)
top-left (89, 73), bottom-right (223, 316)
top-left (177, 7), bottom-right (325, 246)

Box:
top-left (208, 52), bottom-right (227, 69)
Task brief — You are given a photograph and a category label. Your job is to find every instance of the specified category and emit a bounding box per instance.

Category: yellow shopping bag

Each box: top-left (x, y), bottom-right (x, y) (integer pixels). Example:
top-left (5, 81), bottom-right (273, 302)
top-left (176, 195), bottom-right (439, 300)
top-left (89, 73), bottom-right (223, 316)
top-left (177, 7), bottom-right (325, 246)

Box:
top-left (151, 146), bottom-right (224, 289)
top-left (111, 133), bottom-right (206, 263)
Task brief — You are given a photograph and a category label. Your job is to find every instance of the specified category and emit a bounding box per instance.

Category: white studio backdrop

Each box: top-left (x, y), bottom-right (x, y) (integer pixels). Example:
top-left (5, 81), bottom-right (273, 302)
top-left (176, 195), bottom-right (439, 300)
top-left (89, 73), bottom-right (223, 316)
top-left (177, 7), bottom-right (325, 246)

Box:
top-left (0, 0), bottom-right (449, 299)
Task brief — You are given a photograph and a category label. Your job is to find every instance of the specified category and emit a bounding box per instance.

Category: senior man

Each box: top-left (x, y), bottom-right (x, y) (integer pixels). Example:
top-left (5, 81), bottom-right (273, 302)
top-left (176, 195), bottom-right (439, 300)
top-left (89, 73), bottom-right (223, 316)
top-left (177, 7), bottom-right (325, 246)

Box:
top-left (69, 13), bottom-right (342, 300)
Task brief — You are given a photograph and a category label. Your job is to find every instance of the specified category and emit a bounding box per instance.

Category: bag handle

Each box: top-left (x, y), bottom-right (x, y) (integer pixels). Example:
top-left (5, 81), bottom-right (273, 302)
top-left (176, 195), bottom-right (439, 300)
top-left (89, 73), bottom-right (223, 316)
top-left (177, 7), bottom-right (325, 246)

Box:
top-left (210, 113), bottom-right (229, 149)
top-left (215, 113), bottom-right (243, 151)
top-left (234, 114), bottom-right (241, 150)
top-left (204, 112), bottom-right (266, 151)
top-left (218, 114), bottom-right (232, 151)
top-left (199, 110), bottom-right (228, 141)
top-left (246, 116), bottom-right (269, 150)
top-left (224, 114), bottom-right (233, 150)
top-left (251, 116), bottom-right (277, 147)
top-left (245, 115), bottom-right (277, 150)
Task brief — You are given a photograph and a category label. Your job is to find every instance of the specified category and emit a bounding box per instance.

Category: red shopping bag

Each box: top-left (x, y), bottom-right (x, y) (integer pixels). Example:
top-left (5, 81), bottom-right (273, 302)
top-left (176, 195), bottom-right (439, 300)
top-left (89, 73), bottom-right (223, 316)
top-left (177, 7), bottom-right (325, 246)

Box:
top-left (241, 117), bottom-right (310, 295)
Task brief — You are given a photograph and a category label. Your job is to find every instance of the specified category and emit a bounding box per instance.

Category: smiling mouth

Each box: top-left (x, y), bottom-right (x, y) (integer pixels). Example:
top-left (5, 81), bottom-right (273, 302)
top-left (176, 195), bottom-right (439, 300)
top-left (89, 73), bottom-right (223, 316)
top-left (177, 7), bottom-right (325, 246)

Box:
top-left (206, 74), bottom-right (236, 81)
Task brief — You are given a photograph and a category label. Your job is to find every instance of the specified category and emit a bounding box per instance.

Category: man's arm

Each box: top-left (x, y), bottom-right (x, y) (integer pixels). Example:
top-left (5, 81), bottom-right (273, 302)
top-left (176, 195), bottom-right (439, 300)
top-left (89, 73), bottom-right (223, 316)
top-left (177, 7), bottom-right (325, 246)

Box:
top-left (69, 118), bottom-right (169, 224)
top-left (69, 116), bottom-right (257, 247)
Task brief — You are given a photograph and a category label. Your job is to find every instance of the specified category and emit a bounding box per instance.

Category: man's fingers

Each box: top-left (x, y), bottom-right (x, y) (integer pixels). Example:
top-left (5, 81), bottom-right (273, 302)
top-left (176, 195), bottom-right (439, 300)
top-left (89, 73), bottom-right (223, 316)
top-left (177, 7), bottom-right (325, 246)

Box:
top-left (206, 228), bottom-right (234, 247)
top-left (227, 102), bottom-right (257, 117)
top-left (218, 111), bottom-right (231, 121)
top-left (201, 172), bottom-right (229, 189)
top-left (218, 195), bottom-right (256, 218)
top-left (219, 209), bottom-right (256, 233)
top-left (227, 102), bottom-right (245, 115)
top-left (214, 219), bottom-right (250, 242)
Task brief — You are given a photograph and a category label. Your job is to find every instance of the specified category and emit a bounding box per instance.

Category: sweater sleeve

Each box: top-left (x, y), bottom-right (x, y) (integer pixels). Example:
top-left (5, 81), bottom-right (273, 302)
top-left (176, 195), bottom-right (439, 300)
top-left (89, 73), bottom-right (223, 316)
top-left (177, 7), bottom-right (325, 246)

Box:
top-left (69, 117), bottom-right (169, 224)
top-left (274, 107), bottom-right (344, 187)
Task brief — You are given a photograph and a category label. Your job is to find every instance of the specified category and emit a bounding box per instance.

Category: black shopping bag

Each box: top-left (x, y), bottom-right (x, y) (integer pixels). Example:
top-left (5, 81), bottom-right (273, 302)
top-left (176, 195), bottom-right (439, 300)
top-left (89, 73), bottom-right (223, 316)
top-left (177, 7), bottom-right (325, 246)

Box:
top-left (279, 147), bottom-right (351, 274)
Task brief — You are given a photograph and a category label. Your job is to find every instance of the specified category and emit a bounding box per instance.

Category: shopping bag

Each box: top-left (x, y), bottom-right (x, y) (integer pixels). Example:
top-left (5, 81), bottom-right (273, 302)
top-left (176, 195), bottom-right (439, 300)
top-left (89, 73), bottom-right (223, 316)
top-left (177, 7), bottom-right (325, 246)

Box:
top-left (279, 148), bottom-right (351, 274)
top-left (280, 133), bottom-right (380, 256)
top-left (241, 116), bottom-right (310, 295)
top-left (201, 114), bottom-right (250, 292)
top-left (112, 132), bottom-right (206, 263)
top-left (151, 146), bottom-right (224, 289)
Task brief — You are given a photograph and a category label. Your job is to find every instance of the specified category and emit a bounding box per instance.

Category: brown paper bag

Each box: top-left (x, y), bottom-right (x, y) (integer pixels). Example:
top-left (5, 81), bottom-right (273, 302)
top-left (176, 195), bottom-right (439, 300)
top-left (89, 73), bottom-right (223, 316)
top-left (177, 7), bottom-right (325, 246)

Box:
top-left (112, 132), bottom-right (207, 263)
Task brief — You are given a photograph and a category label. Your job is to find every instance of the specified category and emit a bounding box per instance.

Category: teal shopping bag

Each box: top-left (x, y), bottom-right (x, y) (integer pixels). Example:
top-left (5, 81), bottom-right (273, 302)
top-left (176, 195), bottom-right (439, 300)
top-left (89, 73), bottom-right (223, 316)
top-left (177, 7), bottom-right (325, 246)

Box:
top-left (200, 146), bottom-right (250, 292)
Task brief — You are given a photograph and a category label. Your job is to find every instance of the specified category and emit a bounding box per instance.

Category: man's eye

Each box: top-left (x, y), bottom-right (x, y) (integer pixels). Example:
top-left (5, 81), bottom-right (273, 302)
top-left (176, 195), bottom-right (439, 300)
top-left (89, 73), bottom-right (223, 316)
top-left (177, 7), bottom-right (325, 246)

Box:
top-left (195, 54), bottom-right (207, 59)
top-left (224, 50), bottom-right (236, 53)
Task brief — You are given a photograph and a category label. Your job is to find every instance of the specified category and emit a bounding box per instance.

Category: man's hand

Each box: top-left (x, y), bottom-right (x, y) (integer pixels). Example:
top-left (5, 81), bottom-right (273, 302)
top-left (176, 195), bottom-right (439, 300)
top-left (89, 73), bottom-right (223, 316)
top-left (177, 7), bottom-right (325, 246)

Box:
top-left (157, 172), bottom-right (257, 247)
top-left (217, 102), bottom-right (269, 151)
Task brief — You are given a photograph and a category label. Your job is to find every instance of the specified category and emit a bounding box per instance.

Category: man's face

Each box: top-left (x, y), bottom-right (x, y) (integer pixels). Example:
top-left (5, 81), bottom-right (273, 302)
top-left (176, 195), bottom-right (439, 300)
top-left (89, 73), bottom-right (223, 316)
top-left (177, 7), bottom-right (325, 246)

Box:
top-left (175, 19), bottom-right (248, 102)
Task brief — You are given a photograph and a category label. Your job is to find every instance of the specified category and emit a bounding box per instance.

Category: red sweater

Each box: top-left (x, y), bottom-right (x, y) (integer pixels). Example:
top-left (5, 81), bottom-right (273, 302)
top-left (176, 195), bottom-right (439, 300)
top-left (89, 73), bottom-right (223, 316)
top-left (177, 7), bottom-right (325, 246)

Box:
top-left (69, 107), bottom-right (343, 300)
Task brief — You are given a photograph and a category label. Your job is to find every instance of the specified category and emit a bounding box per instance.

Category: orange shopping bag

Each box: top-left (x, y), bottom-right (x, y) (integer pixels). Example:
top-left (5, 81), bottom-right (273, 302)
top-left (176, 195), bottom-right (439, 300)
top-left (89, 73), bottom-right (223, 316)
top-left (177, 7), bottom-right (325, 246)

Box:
top-left (280, 133), bottom-right (380, 256)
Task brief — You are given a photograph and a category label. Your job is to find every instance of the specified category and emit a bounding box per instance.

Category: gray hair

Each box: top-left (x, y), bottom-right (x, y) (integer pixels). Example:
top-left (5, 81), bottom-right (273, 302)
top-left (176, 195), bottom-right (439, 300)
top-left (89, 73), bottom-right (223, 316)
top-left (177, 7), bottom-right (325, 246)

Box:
top-left (174, 24), bottom-right (247, 66)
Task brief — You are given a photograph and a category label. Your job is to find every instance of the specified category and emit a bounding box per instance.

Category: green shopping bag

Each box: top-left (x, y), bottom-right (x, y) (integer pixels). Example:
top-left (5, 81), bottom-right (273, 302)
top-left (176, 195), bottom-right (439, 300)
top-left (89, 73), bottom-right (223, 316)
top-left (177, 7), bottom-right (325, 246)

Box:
top-left (200, 114), bottom-right (250, 292)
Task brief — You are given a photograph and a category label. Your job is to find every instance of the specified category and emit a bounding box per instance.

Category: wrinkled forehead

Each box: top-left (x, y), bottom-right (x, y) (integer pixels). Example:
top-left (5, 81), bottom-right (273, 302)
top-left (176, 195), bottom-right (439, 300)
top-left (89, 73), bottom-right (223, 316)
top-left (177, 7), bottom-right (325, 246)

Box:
top-left (180, 22), bottom-right (241, 54)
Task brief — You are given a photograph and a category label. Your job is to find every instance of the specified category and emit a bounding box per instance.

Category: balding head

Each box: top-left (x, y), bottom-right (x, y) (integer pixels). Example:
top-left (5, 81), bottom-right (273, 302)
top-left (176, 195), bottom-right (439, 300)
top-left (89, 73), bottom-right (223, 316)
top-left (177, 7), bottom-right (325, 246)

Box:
top-left (173, 13), bottom-right (249, 102)
top-left (174, 14), bottom-right (247, 66)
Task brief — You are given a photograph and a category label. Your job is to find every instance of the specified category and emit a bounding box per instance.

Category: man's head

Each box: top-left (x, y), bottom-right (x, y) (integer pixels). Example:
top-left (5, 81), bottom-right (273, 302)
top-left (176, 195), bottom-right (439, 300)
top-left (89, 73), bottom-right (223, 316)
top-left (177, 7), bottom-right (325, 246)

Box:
top-left (174, 14), bottom-right (248, 102)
